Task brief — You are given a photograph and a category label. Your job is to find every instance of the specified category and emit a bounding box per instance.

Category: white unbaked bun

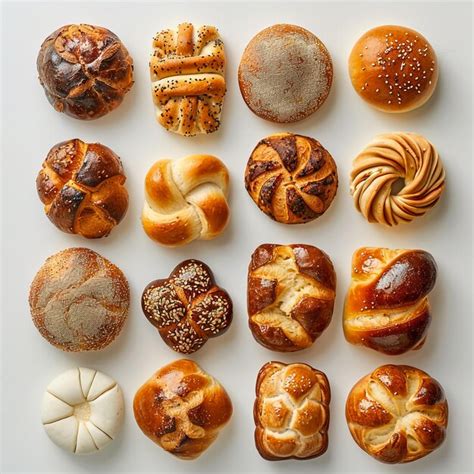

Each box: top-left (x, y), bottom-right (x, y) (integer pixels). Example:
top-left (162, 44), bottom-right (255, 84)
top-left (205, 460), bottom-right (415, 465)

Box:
top-left (41, 368), bottom-right (124, 454)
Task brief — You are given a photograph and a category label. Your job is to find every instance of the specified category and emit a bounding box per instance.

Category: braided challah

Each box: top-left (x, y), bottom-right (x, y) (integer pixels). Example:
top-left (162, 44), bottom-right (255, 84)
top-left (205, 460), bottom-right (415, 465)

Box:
top-left (343, 247), bottom-right (437, 355)
top-left (350, 132), bottom-right (445, 226)
top-left (150, 23), bottom-right (226, 136)
top-left (248, 244), bottom-right (336, 352)
top-left (142, 154), bottom-right (230, 247)
top-left (254, 361), bottom-right (330, 460)
top-left (133, 359), bottom-right (233, 459)
top-left (346, 365), bottom-right (448, 463)
top-left (36, 139), bottom-right (129, 239)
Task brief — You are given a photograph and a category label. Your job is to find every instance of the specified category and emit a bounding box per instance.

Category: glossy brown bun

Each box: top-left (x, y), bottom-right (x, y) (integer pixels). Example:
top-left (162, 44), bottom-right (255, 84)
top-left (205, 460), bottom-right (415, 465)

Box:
top-left (37, 24), bottom-right (134, 120)
top-left (348, 25), bottom-right (438, 112)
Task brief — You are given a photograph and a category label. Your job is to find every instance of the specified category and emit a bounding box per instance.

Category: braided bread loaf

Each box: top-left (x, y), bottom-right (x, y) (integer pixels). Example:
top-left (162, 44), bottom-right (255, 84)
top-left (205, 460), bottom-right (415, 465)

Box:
top-left (344, 247), bottom-right (437, 355)
top-left (350, 132), bottom-right (445, 226)
top-left (248, 244), bottom-right (336, 352)
top-left (150, 23), bottom-right (226, 136)
top-left (346, 365), bottom-right (448, 463)
top-left (245, 133), bottom-right (338, 224)
top-left (36, 139), bottom-right (129, 239)
top-left (254, 361), bottom-right (330, 460)
top-left (133, 359), bottom-right (233, 459)
top-left (142, 154), bottom-right (230, 247)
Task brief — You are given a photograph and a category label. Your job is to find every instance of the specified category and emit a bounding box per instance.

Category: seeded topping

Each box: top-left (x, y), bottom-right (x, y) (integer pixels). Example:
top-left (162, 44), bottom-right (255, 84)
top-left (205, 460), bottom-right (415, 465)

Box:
top-left (171, 260), bottom-right (213, 300)
top-left (168, 322), bottom-right (206, 354)
top-left (143, 284), bottom-right (185, 328)
top-left (190, 292), bottom-right (232, 335)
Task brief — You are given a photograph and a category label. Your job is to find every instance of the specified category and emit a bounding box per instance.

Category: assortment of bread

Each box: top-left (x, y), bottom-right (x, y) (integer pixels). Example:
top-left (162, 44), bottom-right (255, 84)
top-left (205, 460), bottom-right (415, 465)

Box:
top-left (27, 19), bottom-right (450, 466)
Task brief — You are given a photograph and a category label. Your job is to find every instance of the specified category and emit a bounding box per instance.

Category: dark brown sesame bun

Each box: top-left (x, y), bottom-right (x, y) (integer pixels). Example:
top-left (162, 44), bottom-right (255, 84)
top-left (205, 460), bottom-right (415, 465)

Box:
top-left (348, 25), bottom-right (438, 113)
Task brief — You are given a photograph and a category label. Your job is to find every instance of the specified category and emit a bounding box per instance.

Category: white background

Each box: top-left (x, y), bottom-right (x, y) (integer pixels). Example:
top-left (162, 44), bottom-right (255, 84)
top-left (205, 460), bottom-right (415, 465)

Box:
top-left (1, 1), bottom-right (472, 473)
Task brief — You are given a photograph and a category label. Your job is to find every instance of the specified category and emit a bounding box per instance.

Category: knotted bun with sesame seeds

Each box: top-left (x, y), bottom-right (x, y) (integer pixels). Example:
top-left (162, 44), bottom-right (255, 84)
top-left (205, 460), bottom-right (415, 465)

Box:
top-left (150, 23), bottom-right (226, 136)
top-left (348, 25), bottom-right (438, 112)
top-left (142, 260), bottom-right (233, 354)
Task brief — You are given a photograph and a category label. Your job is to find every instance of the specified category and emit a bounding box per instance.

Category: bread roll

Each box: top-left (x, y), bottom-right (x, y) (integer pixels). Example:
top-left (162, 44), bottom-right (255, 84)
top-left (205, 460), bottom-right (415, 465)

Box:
top-left (36, 139), bottom-right (129, 238)
top-left (245, 133), bottom-right (338, 224)
top-left (239, 24), bottom-right (333, 122)
top-left (248, 244), bottom-right (336, 352)
top-left (348, 25), bottom-right (438, 112)
top-left (346, 365), bottom-right (448, 463)
top-left (29, 248), bottom-right (129, 351)
top-left (41, 368), bottom-right (124, 454)
top-left (142, 154), bottom-right (230, 246)
top-left (37, 24), bottom-right (134, 120)
top-left (150, 23), bottom-right (226, 135)
top-left (133, 359), bottom-right (232, 459)
top-left (344, 247), bottom-right (437, 355)
top-left (142, 259), bottom-right (233, 354)
top-left (254, 361), bottom-right (330, 460)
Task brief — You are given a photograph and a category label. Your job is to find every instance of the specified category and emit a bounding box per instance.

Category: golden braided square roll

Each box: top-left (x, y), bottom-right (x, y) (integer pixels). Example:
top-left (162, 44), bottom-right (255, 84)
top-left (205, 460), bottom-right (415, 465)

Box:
top-left (346, 365), bottom-right (448, 463)
top-left (248, 244), bottom-right (336, 352)
top-left (150, 23), bottom-right (226, 136)
top-left (254, 361), bottom-right (330, 460)
top-left (343, 247), bottom-right (437, 355)
top-left (133, 359), bottom-right (232, 459)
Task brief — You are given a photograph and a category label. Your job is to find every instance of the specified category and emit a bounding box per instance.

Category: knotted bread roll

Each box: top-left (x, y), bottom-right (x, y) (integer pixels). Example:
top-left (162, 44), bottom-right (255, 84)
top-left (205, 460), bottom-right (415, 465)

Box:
top-left (254, 361), bottom-right (330, 460)
top-left (142, 154), bottom-right (230, 247)
top-left (346, 365), bottom-right (448, 463)
top-left (343, 247), bottom-right (437, 355)
top-left (133, 359), bottom-right (233, 459)
top-left (150, 23), bottom-right (226, 136)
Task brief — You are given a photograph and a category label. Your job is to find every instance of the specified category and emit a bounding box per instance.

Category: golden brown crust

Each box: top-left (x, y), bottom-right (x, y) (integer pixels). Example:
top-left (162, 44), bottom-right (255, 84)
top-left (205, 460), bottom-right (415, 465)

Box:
top-left (36, 139), bottom-right (129, 238)
top-left (346, 365), bottom-right (448, 463)
top-left (150, 23), bottom-right (226, 136)
top-left (343, 247), bottom-right (437, 355)
top-left (133, 359), bottom-right (232, 460)
top-left (29, 248), bottom-right (129, 352)
top-left (254, 361), bottom-right (330, 460)
top-left (238, 24), bottom-right (333, 123)
top-left (348, 25), bottom-right (438, 113)
top-left (141, 260), bottom-right (233, 354)
top-left (248, 244), bottom-right (336, 352)
top-left (37, 24), bottom-right (134, 120)
top-left (245, 133), bottom-right (338, 224)
top-left (141, 154), bottom-right (230, 247)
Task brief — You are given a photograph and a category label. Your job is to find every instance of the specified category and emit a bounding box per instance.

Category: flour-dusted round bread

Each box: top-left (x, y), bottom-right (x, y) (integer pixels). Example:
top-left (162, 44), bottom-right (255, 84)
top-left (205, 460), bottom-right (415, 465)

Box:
top-left (142, 259), bottom-right (233, 354)
top-left (348, 25), bottom-right (438, 112)
top-left (350, 132), bottom-right (445, 226)
top-left (37, 24), bottom-right (134, 120)
top-left (254, 361), bottom-right (330, 460)
top-left (238, 24), bottom-right (333, 123)
top-left (41, 368), bottom-right (124, 454)
top-left (133, 359), bottom-right (233, 460)
top-left (142, 154), bottom-right (230, 246)
top-left (343, 247), bottom-right (437, 355)
top-left (36, 139), bottom-right (129, 238)
top-left (150, 23), bottom-right (226, 136)
top-left (346, 365), bottom-right (448, 463)
top-left (248, 244), bottom-right (336, 352)
top-left (29, 248), bottom-right (129, 351)
top-left (245, 133), bottom-right (338, 224)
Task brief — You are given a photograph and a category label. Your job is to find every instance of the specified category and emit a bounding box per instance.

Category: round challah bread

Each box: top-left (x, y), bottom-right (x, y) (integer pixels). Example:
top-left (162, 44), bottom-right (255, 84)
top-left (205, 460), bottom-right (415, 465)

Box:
top-left (254, 361), bottom-right (330, 460)
top-left (150, 23), bottom-right (226, 136)
top-left (248, 244), bottom-right (336, 352)
top-left (37, 24), bottom-right (134, 120)
top-left (142, 154), bottom-right (230, 247)
top-left (142, 260), bottom-right (233, 354)
top-left (343, 247), bottom-right (437, 355)
top-left (346, 365), bottom-right (448, 463)
top-left (36, 139), bottom-right (129, 238)
top-left (41, 368), bottom-right (124, 454)
top-left (245, 133), bottom-right (338, 224)
top-left (133, 359), bottom-right (233, 460)
top-left (29, 248), bottom-right (129, 351)
top-left (350, 132), bottom-right (445, 226)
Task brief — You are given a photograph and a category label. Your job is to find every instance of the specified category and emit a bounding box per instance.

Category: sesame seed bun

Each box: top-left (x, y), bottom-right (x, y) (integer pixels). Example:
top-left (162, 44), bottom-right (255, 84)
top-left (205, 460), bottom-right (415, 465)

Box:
top-left (348, 25), bottom-right (438, 113)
